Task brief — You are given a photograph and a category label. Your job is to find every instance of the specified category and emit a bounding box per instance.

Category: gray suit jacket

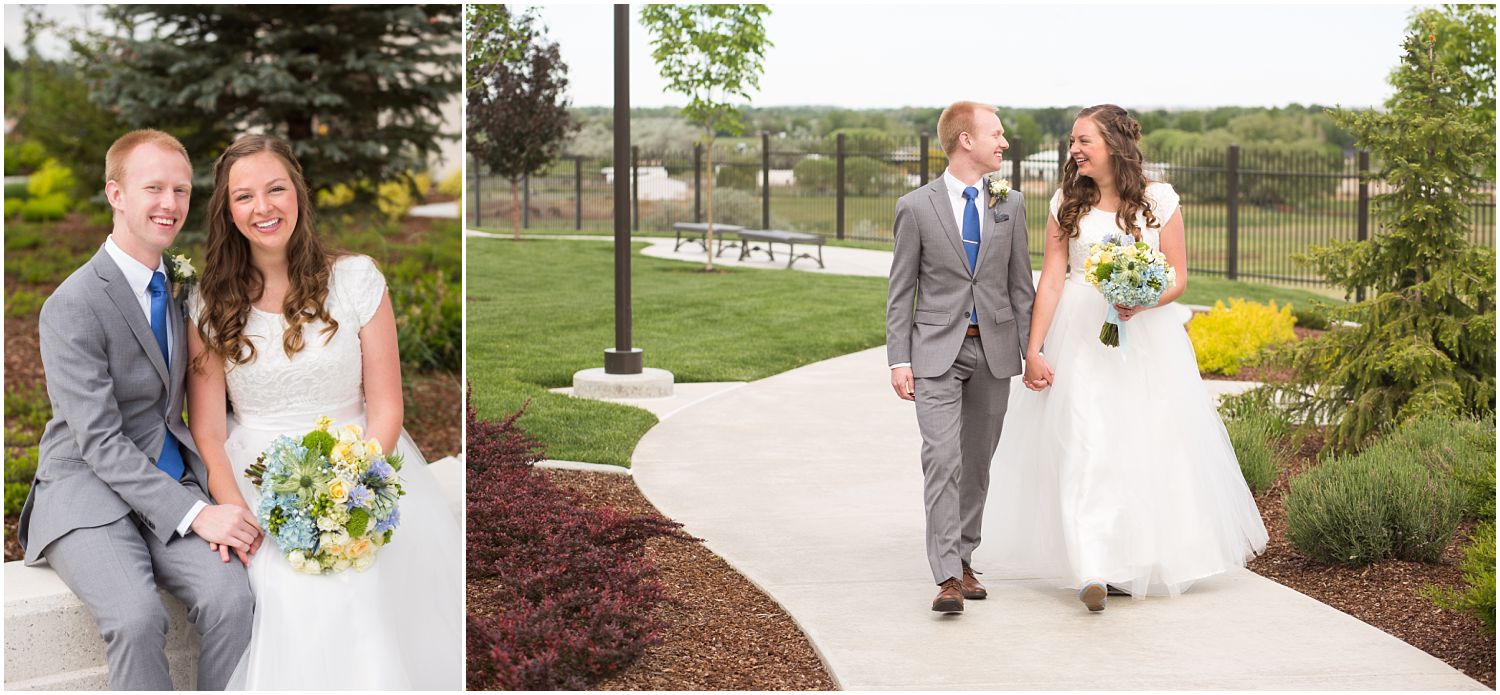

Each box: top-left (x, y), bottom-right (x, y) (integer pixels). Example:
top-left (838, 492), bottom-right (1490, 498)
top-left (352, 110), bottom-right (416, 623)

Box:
top-left (886, 178), bottom-right (1035, 379)
top-left (19, 246), bottom-right (209, 564)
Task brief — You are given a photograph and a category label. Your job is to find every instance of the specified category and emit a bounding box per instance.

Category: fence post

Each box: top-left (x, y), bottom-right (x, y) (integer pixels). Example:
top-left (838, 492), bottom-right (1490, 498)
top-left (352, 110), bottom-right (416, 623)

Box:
top-left (522, 173), bottom-right (530, 229)
top-left (1010, 136), bottom-right (1022, 191)
top-left (761, 131), bottom-right (771, 229)
top-left (920, 132), bottom-right (930, 186)
top-left (693, 142), bottom-right (703, 223)
top-left (574, 156), bottom-right (583, 231)
top-left (1356, 149), bottom-right (1370, 302)
top-left (1226, 144), bottom-right (1240, 281)
top-left (1057, 139), bottom-right (1068, 185)
top-left (631, 145), bottom-right (640, 232)
top-left (836, 132), bottom-right (846, 240)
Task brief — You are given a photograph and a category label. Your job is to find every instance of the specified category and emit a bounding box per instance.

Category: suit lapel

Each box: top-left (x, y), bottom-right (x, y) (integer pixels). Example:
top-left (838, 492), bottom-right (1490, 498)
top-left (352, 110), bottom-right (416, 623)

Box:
top-left (923, 179), bottom-right (970, 275)
top-left (977, 182), bottom-right (1002, 273)
top-left (167, 290), bottom-right (187, 412)
top-left (93, 249), bottom-right (171, 387)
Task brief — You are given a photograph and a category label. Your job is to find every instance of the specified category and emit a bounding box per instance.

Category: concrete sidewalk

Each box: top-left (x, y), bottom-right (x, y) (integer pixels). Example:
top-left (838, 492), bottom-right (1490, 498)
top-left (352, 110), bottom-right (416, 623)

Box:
top-left (629, 347), bottom-right (1486, 690)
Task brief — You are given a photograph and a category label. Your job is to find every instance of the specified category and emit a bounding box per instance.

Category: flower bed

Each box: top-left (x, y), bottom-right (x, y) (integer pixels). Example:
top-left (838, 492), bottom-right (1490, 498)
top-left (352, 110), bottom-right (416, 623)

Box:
top-left (465, 395), bottom-right (689, 690)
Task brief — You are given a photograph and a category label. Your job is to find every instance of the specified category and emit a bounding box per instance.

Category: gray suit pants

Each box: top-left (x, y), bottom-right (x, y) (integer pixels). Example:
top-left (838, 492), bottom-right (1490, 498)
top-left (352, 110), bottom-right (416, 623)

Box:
top-left (915, 335), bottom-right (1010, 585)
top-left (45, 516), bottom-right (254, 690)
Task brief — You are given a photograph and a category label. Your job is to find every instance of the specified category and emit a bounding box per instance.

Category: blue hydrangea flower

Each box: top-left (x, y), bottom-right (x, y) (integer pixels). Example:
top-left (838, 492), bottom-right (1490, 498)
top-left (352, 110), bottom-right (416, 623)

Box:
top-left (347, 484), bottom-right (373, 508)
top-left (373, 508), bottom-right (401, 533)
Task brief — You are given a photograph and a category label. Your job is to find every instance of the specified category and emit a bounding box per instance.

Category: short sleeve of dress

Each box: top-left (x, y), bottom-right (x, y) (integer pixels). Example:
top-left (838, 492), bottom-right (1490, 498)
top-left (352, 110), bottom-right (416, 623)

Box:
top-left (1148, 182), bottom-right (1180, 224)
top-left (185, 286), bottom-right (204, 325)
top-left (1049, 188), bottom-right (1063, 221)
top-left (333, 255), bottom-right (388, 327)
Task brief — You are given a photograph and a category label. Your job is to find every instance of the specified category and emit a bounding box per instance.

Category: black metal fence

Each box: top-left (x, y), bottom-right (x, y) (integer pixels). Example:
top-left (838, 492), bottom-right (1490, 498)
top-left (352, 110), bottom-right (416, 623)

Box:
top-left (469, 135), bottom-right (1496, 287)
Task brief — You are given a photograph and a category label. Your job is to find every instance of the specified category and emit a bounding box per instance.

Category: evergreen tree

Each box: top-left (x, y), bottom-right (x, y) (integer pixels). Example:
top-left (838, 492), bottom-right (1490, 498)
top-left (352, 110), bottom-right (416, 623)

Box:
top-left (78, 5), bottom-right (459, 208)
top-left (1271, 29), bottom-right (1496, 452)
top-left (465, 5), bottom-right (575, 241)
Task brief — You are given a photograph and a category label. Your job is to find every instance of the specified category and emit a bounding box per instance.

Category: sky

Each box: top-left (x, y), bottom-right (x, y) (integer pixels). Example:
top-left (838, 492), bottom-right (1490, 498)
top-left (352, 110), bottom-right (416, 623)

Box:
top-left (527, 3), bottom-right (1420, 110)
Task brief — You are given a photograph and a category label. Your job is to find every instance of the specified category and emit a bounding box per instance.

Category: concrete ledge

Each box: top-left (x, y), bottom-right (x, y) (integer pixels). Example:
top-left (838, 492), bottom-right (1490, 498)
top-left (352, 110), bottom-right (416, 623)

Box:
top-left (536, 459), bottom-right (633, 475)
top-left (4, 455), bottom-right (464, 691)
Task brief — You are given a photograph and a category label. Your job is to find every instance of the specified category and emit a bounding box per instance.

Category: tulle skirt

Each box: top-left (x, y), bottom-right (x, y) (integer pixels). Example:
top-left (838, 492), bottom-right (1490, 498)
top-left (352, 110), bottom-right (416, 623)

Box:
top-left (223, 402), bottom-right (463, 689)
top-left (986, 279), bottom-right (1268, 597)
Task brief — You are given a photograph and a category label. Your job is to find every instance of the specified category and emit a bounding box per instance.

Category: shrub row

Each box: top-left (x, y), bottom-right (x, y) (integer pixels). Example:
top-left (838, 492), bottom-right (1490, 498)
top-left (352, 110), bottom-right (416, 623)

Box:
top-left (1284, 414), bottom-right (1490, 566)
top-left (465, 394), bottom-right (688, 690)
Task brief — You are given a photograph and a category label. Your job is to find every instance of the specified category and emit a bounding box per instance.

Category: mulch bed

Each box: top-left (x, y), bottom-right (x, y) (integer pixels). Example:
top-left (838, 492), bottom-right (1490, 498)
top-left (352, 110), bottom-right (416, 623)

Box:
top-left (539, 469), bottom-right (837, 691)
top-left (1245, 430), bottom-right (1496, 688)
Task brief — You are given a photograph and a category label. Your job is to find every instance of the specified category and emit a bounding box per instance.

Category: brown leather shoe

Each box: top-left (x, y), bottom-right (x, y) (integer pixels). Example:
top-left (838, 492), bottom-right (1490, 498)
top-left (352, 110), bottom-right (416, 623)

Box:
top-left (961, 563), bottom-right (987, 600)
top-left (932, 578), bottom-right (964, 613)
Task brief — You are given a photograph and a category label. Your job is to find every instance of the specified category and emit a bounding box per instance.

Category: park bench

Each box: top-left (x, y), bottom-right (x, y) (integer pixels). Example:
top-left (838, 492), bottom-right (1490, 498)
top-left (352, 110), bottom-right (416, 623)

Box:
top-left (736, 229), bottom-right (826, 269)
top-left (672, 222), bottom-right (746, 255)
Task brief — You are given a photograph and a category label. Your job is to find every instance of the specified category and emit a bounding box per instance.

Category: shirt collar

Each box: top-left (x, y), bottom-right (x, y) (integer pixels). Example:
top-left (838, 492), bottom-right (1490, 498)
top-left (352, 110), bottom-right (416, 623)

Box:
top-left (103, 234), bottom-right (164, 298)
top-left (942, 169), bottom-right (985, 202)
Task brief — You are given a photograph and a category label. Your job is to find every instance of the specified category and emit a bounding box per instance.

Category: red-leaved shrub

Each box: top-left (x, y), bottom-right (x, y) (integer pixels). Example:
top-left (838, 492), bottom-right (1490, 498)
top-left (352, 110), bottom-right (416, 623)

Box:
top-left (466, 390), bottom-right (689, 690)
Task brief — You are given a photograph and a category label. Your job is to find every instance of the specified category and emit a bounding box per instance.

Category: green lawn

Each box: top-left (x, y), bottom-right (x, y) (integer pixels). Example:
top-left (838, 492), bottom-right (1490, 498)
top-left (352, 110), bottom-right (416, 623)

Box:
top-left (466, 238), bottom-right (889, 466)
top-left (467, 237), bottom-right (1342, 467)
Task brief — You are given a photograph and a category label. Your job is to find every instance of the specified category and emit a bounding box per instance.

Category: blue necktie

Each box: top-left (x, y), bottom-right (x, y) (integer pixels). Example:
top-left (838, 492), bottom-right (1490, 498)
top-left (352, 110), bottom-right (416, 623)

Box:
top-left (147, 272), bottom-right (184, 480)
top-left (962, 186), bottom-right (981, 325)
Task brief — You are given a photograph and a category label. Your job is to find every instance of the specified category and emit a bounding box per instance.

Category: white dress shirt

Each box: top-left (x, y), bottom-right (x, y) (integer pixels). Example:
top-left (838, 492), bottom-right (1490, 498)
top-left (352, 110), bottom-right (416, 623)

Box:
top-left (102, 235), bottom-right (206, 537)
top-left (890, 169), bottom-right (990, 370)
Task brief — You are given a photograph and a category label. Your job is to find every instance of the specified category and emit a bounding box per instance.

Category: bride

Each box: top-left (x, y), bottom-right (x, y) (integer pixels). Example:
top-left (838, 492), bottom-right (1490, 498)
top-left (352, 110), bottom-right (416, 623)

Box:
top-left (184, 134), bottom-right (462, 688)
top-left (987, 105), bottom-right (1268, 611)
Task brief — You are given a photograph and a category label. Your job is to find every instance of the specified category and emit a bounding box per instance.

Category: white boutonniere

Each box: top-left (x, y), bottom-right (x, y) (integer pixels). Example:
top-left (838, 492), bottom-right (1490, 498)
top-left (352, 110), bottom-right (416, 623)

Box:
top-left (985, 176), bottom-right (1010, 207)
top-left (164, 251), bottom-right (197, 299)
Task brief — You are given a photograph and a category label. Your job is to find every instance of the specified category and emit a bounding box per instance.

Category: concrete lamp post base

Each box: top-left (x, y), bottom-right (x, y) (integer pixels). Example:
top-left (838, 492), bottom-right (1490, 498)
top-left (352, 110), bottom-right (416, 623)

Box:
top-left (573, 366), bottom-right (675, 399)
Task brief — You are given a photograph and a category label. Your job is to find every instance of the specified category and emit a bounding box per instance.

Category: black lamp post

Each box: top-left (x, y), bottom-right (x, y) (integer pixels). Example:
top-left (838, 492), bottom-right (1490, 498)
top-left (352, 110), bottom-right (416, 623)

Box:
top-left (604, 2), bottom-right (642, 374)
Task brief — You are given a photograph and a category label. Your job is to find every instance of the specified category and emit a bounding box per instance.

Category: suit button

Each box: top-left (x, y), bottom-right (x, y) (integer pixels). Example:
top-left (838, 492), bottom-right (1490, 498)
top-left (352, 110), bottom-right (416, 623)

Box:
top-left (964, 311), bottom-right (971, 318)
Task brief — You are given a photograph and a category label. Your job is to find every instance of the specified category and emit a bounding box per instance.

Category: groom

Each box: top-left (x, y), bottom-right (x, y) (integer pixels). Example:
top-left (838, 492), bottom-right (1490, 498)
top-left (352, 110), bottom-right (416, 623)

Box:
top-left (18, 129), bottom-right (260, 689)
top-left (886, 102), bottom-right (1035, 613)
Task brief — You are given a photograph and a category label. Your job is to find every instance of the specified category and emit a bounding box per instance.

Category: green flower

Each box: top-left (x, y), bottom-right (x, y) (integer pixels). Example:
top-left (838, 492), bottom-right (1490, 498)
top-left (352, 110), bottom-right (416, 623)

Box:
top-left (272, 452), bottom-right (332, 502)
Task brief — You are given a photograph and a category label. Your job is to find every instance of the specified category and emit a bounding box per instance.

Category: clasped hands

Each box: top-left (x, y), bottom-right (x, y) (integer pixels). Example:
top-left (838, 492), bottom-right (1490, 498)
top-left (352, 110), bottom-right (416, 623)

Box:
top-left (1023, 351), bottom-right (1054, 392)
top-left (191, 503), bottom-right (264, 566)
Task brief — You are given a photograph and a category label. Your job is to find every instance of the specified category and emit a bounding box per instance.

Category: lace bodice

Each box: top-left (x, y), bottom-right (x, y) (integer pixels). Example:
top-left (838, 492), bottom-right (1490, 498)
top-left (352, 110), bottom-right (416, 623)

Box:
top-left (1051, 182), bottom-right (1180, 281)
top-left (188, 255), bottom-right (388, 421)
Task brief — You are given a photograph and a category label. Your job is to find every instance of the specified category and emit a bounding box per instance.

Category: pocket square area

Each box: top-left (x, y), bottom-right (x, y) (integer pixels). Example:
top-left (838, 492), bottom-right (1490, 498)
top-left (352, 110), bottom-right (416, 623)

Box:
top-left (993, 211), bottom-right (1010, 223)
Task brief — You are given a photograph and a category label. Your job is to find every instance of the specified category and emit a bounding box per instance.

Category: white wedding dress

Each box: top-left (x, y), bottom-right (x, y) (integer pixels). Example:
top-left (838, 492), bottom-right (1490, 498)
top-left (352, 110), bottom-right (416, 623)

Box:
top-left (189, 255), bottom-right (463, 689)
top-left (986, 183), bottom-right (1268, 597)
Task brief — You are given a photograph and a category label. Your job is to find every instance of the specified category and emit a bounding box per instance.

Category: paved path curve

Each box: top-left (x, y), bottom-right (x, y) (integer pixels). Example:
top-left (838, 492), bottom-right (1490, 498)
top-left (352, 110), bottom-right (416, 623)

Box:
top-left (630, 346), bottom-right (1486, 690)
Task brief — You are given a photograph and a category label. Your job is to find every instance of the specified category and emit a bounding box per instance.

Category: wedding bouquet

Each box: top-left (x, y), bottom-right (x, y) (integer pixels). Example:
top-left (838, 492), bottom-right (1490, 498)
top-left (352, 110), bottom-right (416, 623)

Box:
top-left (1082, 233), bottom-right (1175, 347)
top-left (245, 416), bottom-right (405, 574)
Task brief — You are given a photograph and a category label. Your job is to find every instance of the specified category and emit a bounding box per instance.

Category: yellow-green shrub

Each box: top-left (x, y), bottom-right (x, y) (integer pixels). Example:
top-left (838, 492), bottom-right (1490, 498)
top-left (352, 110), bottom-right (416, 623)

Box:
top-left (316, 172), bottom-right (433, 223)
top-left (437, 168), bottom-right (462, 199)
top-left (1188, 299), bottom-right (1297, 375)
top-left (27, 159), bottom-right (76, 199)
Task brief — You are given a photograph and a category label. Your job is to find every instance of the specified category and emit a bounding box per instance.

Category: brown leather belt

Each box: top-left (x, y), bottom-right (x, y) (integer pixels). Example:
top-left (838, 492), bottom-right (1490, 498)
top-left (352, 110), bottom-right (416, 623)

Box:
top-left (965, 325), bottom-right (980, 337)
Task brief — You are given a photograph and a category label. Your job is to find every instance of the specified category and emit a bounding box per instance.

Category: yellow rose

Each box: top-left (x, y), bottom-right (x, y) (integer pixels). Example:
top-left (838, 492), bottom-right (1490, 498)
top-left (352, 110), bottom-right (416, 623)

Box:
top-left (327, 478), bottom-right (349, 503)
top-left (339, 425), bottom-right (364, 443)
top-left (315, 415), bottom-right (333, 432)
top-left (346, 537), bottom-right (372, 559)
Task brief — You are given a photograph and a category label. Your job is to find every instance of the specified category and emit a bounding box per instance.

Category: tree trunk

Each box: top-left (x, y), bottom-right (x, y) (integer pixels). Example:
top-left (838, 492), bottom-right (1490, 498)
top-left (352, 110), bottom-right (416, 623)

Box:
top-left (704, 136), bottom-right (715, 271)
top-left (511, 179), bottom-right (521, 241)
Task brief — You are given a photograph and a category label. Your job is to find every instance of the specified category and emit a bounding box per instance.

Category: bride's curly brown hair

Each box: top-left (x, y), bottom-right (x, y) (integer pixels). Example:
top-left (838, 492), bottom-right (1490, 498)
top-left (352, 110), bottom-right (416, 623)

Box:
top-left (194, 135), bottom-right (340, 371)
top-left (1057, 104), bottom-right (1160, 241)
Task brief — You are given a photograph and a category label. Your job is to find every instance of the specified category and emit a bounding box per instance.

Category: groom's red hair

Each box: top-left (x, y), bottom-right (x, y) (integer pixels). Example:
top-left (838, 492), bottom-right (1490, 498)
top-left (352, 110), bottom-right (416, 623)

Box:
top-left (937, 101), bottom-right (997, 156)
top-left (104, 129), bottom-right (190, 186)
